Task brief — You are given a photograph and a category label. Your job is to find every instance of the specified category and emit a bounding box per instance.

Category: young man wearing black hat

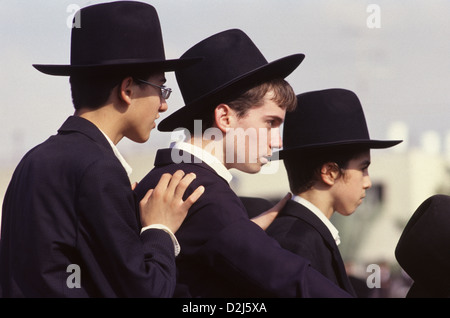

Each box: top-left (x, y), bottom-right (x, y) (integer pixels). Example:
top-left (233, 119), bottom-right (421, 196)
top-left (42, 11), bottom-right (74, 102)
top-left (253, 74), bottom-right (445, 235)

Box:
top-left (0, 2), bottom-right (204, 297)
top-left (135, 29), bottom-right (352, 297)
top-left (266, 88), bottom-right (402, 296)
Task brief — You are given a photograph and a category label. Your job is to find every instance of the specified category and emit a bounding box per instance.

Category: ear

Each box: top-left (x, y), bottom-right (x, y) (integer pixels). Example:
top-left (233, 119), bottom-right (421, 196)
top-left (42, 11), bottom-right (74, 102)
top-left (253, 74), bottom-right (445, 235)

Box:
top-left (320, 162), bottom-right (340, 186)
top-left (118, 76), bottom-right (134, 106)
top-left (213, 104), bottom-right (236, 133)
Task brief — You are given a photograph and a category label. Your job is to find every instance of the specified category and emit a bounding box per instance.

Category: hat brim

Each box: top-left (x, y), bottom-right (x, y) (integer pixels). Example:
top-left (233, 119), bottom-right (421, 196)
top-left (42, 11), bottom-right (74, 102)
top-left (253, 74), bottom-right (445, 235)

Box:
top-left (33, 57), bottom-right (202, 76)
top-left (157, 53), bottom-right (305, 132)
top-left (273, 139), bottom-right (403, 160)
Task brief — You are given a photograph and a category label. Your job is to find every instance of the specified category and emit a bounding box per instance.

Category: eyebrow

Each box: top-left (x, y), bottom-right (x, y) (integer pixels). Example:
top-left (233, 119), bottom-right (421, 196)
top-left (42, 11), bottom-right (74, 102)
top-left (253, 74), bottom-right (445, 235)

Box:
top-left (360, 159), bottom-right (371, 168)
top-left (265, 115), bottom-right (284, 126)
top-left (152, 73), bottom-right (166, 85)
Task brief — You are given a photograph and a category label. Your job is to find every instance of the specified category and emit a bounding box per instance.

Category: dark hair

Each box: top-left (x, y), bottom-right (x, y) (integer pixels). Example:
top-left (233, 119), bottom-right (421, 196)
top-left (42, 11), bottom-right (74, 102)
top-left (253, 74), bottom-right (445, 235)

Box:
top-left (189, 78), bottom-right (297, 134)
top-left (69, 70), bottom-right (158, 110)
top-left (227, 78), bottom-right (297, 117)
top-left (284, 145), bottom-right (369, 194)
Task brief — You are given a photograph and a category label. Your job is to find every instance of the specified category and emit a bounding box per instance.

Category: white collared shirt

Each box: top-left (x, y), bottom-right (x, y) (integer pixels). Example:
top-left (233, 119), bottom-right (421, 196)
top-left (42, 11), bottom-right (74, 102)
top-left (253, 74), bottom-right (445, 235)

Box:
top-left (170, 141), bottom-right (233, 184)
top-left (100, 130), bottom-right (180, 256)
top-left (99, 130), bottom-right (133, 177)
top-left (292, 195), bottom-right (341, 245)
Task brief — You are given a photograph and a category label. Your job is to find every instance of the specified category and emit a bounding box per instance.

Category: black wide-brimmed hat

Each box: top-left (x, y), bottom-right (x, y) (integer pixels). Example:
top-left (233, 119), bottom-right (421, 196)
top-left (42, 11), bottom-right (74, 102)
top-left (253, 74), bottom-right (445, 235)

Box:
top-left (276, 88), bottom-right (402, 159)
top-left (395, 195), bottom-right (450, 297)
top-left (157, 28), bottom-right (305, 132)
top-left (33, 1), bottom-right (199, 76)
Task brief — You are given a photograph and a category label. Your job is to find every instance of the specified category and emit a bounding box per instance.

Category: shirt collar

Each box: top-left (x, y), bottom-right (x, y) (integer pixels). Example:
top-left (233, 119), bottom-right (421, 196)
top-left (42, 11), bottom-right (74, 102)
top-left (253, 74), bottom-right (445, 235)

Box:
top-left (171, 141), bottom-right (233, 184)
top-left (99, 130), bottom-right (133, 177)
top-left (292, 195), bottom-right (341, 245)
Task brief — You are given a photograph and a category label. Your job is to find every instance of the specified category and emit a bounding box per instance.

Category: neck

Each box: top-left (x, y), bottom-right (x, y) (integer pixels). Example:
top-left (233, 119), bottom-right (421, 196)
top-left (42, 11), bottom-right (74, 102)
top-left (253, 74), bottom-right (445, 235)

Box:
top-left (298, 189), bottom-right (334, 219)
top-left (186, 134), bottom-right (226, 165)
top-left (75, 106), bottom-right (124, 145)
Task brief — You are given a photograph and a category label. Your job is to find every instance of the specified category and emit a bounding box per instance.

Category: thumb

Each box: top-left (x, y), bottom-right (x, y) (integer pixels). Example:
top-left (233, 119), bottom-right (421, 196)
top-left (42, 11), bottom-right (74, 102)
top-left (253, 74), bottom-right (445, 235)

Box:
top-left (250, 193), bottom-right (291, 231)
top-left (140, 188), bottom-right (154, 205)
top-left (268, 192), bottom-right (292, 214)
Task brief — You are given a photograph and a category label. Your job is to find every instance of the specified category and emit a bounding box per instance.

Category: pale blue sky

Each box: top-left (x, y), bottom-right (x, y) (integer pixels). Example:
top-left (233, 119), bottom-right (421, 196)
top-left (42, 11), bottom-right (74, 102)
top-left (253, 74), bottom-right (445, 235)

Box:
top-left (2, 0), bottom-right (450, 165)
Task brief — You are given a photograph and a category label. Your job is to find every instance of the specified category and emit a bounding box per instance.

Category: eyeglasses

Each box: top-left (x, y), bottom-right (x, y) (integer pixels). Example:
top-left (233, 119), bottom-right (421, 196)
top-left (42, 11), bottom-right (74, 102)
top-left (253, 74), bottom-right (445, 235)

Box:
top-left (135, 78), bottom-right (172, 100)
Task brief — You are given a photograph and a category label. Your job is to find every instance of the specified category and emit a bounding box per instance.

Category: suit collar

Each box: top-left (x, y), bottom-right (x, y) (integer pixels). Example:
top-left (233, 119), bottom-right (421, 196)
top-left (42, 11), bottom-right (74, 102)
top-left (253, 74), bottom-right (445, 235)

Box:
top-left (154, 148), bottom-right (230, 183)
top-left (281, 200), bottom-right (339, 249)
top-left (58, 116), bottom-right (111, 148)
top-left (59, 116), bottom-right (133, 176)
top-left (292, 196), bottom-right (340, 245)
top-left (279, 199), bottom-right (357, 296)
top-left (171, 141), bottom-right (232, 183)
top-left (98, 129), bottom-right (133, 176)
top-left (280, 200), bottom-right (357, 296)
top-left (154, 147), bottom-right (232, 184)
top-left (57, 116), bottom-right (122, 165)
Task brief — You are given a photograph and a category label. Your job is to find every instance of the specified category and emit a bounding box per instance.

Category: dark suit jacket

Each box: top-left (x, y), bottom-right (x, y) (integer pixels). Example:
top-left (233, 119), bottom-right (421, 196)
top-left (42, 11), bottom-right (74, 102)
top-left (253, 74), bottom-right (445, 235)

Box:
top-left (135, 148), bottom-right (352, 298)
top-left (266, 200), bottom-right (357, 296)
top-left (0, 116), bottom-right (175, 297)
top-left (239, 196), bottom-right (274, 219)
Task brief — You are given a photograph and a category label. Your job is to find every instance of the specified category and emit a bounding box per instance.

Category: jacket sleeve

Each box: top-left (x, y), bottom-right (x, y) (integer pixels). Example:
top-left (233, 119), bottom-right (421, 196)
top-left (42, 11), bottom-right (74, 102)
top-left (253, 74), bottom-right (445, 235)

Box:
top-left (76, 158), bottom-right (176, 297)
top-left (201, 218), bottom-right (353, 298)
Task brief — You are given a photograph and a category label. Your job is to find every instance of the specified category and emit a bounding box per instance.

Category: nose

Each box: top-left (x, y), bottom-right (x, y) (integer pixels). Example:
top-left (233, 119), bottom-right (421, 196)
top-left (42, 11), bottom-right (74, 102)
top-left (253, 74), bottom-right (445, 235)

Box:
top-left (159, 98), bottom-right (168, 113)
top-left (364, 174), bottom-right (372, 190)
top-left (269, 127), bottom-right (283, 149)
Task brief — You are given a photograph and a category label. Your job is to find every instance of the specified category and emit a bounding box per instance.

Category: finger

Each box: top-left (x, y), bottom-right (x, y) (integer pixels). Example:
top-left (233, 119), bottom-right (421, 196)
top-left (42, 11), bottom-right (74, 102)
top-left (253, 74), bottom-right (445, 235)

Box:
top-left (251, 211), bottom-right (277, 230)
top-left (140, 188), bottom-right (154, 205)
top-left (166, 170), bottom-right (186, 194)
top-left (139, 188), bottom-right (154, 225)
top-left (174, 172), bottom-right (197, 200)
top-left (250, 193), bottom-right (291, 230)
top-left (153, 173), bottom-right (173, 194)
top-left (182, 185), bottom-right (205, 209)
top-left (266, 192), bottom-right (292, 213)
top-left (131, 182), bottom-right (138, 191)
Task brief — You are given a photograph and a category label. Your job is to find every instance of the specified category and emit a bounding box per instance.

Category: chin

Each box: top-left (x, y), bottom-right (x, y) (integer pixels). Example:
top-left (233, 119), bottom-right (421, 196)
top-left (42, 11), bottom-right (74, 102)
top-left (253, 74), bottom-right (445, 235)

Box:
top-left (336, 208), bottom-right (357, 217)
top-left (240, 164), bottom-right (262, 174)
top-left (129, 134), bottom-right (150, 144)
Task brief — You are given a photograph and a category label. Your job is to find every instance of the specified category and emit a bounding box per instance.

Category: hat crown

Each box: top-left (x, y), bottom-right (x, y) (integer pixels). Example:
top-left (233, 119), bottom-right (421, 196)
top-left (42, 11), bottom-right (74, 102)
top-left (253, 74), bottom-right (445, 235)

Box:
top-left (395, 195), bottom-right (450, 291)
top-left (158, 29), bottom-right (304, 132)
top-left (282, 89), bottom-right (371, 151)
top-left (176, 29), bottom-right (268, 105)
top-left (70, 1), bottom-right (165, 66)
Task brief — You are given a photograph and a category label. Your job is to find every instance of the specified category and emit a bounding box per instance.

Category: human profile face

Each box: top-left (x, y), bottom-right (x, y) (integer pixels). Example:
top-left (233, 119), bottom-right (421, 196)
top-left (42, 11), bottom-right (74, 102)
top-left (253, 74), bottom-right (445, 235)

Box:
top-left (225, 90), bottom-right (285, 174)
top-left (332, 150), bottom-right (372, 216)
top-left (125, 72), bottom-right (168, 143)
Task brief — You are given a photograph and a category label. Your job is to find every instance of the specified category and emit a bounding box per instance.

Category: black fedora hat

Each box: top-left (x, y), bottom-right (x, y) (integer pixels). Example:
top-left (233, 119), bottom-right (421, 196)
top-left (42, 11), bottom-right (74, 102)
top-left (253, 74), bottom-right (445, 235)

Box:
top-left (276, 88), bottom-right (402, 159)
top-left (157, 29), bottom-right (305, 132)
top-left (33, 1), bottom-right (199, 76)
top-left (395, 195), bottom-right (450, 297)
